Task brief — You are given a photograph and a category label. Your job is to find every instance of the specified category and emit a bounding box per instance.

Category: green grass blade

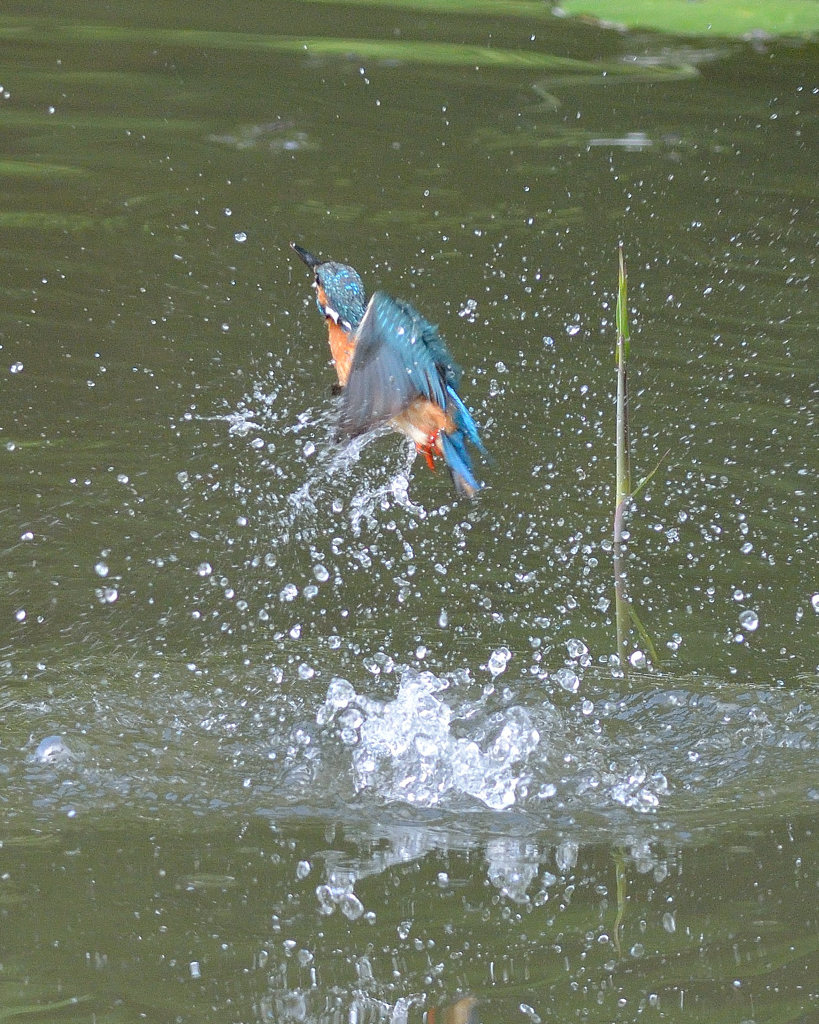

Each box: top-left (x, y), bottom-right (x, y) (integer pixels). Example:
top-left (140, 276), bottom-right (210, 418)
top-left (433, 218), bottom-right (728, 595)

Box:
top-left (616, 243), bottom-right (630, 362)
top-left (631, 448), bottom-right (671, 500)
top-left (628, 603), bottom-right (662, 666)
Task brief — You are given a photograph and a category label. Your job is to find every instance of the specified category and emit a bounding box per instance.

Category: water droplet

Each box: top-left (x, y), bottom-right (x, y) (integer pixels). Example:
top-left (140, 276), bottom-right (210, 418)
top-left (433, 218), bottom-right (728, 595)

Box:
top-left (313, 564), bottom-right (329, 582)
top-left (296, 860), bottom-right (311, 880)
top-left (189, 961), bottom-right (201, 979)
top-left (234, 231), bottom-right (247, 242)
top-left (811, 594), bottom-right (819, 613)
top-left (315, 884), bottom-right (335, 916)
top-left (566, 638), bottom-right (588, 658)
top-left (197, 562), bottom-right (212, 577)
top-left (339, 893), bottom-right (364, 920)
top-left (14, 608), bottom-right (26, 622)
top-left (9, 362), bottom-right (23, 374)
top-left (94, 561), bottom-right (109, 578)
top-left (458, 297), bottom-right (478, 321)
top-left (739, 609), bottom-right (759, 632)
top-left (486, 646), bottom-right (511, 677)
top-left (554, 667), bottom-right (579, 693)
top-left (629, 650), bottom-right (647, 668)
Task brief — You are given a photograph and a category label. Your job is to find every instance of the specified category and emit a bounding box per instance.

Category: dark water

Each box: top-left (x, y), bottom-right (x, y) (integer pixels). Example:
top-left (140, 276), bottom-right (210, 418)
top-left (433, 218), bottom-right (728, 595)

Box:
top-left (2, 2), bottom-right (819, 1021)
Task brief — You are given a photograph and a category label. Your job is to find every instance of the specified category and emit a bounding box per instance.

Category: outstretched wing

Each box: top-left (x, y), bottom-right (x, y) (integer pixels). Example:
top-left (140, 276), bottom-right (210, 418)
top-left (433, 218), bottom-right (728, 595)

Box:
top-left (339, 291), bottom-right (448, 437)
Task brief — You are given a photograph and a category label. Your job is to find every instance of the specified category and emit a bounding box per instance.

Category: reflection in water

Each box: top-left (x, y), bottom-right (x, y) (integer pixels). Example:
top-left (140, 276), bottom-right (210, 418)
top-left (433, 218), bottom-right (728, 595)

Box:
top-left (3, 813), bottom-right (818, 1024)
top-left (428, 995), bottom-right (479, 1024)
top-left (209, 121), bottom-right (318, 154)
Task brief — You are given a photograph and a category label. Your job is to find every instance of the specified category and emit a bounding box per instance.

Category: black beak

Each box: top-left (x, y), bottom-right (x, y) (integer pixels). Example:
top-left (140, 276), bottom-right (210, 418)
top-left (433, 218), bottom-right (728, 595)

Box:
top-left (290, 242), bottom-right (323, 269)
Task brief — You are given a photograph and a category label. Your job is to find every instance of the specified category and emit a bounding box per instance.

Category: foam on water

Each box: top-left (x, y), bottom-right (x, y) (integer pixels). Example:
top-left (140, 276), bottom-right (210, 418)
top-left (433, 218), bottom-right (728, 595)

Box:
top-left (32, 735), bottom-right (73, 764)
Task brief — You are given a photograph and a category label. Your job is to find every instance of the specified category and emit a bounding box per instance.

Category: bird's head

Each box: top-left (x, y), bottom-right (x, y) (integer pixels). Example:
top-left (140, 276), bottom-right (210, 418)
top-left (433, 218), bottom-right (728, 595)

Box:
top-left (291, 242), bottom-right (367, 331)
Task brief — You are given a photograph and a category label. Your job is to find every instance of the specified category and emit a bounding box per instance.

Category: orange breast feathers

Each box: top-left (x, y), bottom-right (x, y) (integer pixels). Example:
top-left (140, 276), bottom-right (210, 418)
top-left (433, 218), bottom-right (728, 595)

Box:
top-left (325, 319), bottom-right (356, 386)
top-left (314, 284), bottom-right (356, 386)
top-left (391, 397), bottom-right (452, 451)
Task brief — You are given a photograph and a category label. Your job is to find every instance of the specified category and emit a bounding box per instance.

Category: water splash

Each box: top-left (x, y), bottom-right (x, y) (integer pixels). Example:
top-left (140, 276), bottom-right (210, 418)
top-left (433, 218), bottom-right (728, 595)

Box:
top-left (317, 669), bottom-right (542, 810)
top-left (610, 768), bottom-right (669, 812)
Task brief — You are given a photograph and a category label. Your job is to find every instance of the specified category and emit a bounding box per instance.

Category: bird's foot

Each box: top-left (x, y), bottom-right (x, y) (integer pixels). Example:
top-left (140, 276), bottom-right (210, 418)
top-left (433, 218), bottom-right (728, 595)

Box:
top-left (416, 433), bottom-right (439, 472)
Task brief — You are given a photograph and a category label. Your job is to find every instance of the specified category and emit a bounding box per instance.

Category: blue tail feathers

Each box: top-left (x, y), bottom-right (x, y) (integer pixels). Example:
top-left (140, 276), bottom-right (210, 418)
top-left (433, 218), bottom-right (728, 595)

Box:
top-left (440, 428), bottom-right (482, 497)
top-left (446, 385), bottom-right (486, 455)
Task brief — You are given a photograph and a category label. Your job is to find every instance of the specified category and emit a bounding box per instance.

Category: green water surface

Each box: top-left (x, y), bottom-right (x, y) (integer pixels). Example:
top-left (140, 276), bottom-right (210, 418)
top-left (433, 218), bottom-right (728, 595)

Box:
top-left (1, 1), bottom-right (818, 1022)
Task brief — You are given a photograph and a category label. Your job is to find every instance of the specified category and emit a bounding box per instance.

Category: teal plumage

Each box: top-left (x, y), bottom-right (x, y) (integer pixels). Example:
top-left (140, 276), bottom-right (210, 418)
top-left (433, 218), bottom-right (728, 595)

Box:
top-left (292, 242), bottom-right (485, 496)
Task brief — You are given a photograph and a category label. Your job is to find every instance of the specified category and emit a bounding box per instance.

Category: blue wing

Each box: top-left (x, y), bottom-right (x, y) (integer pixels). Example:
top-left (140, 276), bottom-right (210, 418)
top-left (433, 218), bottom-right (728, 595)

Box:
top-left (338, 290), bottom-right (487, 496)
top-left (339, 291), bottom-right (449, 437)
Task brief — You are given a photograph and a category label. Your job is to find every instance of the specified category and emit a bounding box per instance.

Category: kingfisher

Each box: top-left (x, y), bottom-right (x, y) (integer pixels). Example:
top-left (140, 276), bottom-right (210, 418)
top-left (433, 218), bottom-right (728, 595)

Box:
top-left (291, 242), bottom-right (485, 497)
